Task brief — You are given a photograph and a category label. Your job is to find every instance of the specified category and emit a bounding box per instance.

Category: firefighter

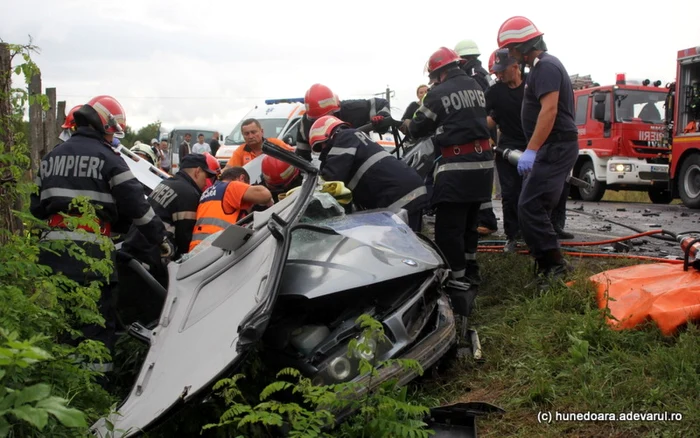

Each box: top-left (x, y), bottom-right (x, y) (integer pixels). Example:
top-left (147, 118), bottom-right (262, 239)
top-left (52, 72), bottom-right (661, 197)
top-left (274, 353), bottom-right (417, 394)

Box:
top-left (309, 115), bottom-right (428, 232)
top-left (406, 47), bottom-right (493, 286)
top-left (131, 142), bottom-right (158, 166)
top-left (497, 16), bottom-right (579, 287)
top-left (261, 155), bottom-right (303, 203)
top-left (454, 39), bottom-right (494, 93)
top-left (295, 83), bottom-right (393, 161)
top-left (189, 166), bottom-right (273, 251)
top-left (486, 48), bottom-right (527, 253)
top-left (30, 95), bottom-right (170, 363)
top-left (117, 153), bottom-right (220, 324)
top-left (58, 104), bottom-right (82, 142)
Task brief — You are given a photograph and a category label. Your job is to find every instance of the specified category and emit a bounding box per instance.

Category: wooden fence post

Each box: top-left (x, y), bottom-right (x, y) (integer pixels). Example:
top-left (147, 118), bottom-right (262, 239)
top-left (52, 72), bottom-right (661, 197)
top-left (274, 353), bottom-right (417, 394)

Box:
top-left (28, 72), bottom-right (43, 176)
top-left (56, 100), bottom-right (66, 140)
top-left (0, 43), bottom-right (23, 239)
top-left (43, 87), bottom-right (57, 154)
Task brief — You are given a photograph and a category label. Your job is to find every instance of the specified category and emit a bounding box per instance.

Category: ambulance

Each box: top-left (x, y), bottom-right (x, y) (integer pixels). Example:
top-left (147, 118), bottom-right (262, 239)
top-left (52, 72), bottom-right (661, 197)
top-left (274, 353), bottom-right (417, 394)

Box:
top-left (216, 98), bottom-right (398, 167)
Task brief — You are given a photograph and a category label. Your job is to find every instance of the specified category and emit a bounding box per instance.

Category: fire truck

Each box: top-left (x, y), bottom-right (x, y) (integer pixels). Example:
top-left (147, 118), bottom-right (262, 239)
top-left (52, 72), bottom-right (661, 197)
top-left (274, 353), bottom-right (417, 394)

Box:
top-left (569, 74), bottom-right (672, 203)
top-left (665, 47), bottom-right (700, 209)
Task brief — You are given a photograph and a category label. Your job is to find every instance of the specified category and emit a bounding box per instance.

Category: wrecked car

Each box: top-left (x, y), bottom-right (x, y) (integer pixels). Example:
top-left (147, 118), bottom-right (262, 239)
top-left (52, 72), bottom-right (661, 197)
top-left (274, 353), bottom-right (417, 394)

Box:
top-left (92, 143), bottom-right (462, 437)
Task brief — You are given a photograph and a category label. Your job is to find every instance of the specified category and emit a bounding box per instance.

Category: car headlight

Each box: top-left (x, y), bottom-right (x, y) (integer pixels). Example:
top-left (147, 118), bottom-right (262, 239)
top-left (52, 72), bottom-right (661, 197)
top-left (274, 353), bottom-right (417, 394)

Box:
top-left (609, 163), bottom-right (633, 172)
top-left (310, 333), bottom-right (391, 386)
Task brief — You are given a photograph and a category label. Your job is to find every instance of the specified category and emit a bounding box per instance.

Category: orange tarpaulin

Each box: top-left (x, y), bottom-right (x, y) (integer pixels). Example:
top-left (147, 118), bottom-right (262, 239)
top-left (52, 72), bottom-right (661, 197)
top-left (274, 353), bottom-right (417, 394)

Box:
top-left (591, 263), bottom-right (700, 335)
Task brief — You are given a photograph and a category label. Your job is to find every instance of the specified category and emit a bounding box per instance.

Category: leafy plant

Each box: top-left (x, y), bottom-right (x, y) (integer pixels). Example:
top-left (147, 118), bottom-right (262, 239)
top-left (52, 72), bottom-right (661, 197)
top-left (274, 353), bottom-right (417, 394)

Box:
top-left (0, 330), bottom-right (87, 437)
top-left (203, 314), bottom-right (434, 438)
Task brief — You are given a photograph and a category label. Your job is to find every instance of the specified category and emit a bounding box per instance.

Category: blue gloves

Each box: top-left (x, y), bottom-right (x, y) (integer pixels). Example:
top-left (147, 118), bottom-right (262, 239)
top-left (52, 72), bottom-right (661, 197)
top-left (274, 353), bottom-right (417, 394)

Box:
top-left (517, 149), bottom-right (536, 176)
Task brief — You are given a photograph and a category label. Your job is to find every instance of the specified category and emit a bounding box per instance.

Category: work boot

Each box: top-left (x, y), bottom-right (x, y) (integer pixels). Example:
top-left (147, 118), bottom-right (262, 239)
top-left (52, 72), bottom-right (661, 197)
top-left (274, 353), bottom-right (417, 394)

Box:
top-left (535, 249), bottom-right (574, 291)
top-left (555, 228), bottom-right (575, 240)
top-left (503, 239), bottom-right (518, 253)
top-left (463, 261), bottom-right (482, 286)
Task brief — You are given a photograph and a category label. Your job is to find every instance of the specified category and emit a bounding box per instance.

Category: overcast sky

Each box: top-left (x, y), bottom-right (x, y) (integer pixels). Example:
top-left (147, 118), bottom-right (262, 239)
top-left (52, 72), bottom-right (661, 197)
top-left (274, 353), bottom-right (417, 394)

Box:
top-left (4, 0), bottom-right (700, 137)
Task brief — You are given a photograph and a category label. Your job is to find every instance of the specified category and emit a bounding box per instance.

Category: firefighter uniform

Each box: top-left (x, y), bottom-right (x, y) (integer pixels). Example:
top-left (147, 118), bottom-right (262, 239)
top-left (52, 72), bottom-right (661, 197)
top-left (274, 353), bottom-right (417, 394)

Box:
top-left (296, 97), bottom-right (392, 161)
top-left (460, 58), bottom-right (494, 93)
top-left (30, 127), bottom-right (167, 352)
top-left (409, 68), bottom-right (493, 283)
top-left (519, 52), bottom-right (579, 270)
top-left (189, 180), bottom-right (252, 251)
top-left (319, 128), bottom-right (428, 231)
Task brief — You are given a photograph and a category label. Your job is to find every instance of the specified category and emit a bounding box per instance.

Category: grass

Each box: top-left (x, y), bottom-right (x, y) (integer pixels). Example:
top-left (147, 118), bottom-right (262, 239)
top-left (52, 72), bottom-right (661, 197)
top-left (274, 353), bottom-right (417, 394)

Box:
top-left (601, 190), bottom-right (683, 205)
top-left (411, 253), bottom-right (699, 437)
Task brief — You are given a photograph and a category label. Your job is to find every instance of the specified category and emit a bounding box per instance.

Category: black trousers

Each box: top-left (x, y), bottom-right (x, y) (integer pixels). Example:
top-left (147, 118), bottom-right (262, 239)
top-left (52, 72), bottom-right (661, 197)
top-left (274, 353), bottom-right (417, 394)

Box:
top-left (434, 202), bottom-right (481, 278)
top-left (551, 181), bottom-right (570, 231)
top-left (518, 141), bottom-right (578, 259)
top-left (495, 156), bottom-right (523, 239)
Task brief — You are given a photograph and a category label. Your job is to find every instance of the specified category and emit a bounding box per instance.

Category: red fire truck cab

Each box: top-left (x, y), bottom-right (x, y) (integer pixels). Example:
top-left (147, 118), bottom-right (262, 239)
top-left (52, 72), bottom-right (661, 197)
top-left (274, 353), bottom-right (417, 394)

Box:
top-left (667, 46), bottom-right (700, 209)
top-left (570, 74), bottom-right (671, 203)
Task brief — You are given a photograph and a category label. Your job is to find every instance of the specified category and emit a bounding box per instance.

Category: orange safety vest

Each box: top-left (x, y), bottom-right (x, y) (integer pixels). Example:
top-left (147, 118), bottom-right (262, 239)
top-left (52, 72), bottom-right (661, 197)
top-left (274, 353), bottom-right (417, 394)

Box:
top-left (226, 137), bottom-right (294, 168)
top-left (189, 180), bottom-right (251, 251)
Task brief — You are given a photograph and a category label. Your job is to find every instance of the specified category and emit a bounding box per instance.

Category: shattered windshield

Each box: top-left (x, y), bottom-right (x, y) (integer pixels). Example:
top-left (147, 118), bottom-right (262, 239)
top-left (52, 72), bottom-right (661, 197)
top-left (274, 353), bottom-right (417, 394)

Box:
top-left (225, 118), bottom-right (289, 145)
top-left (614, 90), bottom-right (666, 124)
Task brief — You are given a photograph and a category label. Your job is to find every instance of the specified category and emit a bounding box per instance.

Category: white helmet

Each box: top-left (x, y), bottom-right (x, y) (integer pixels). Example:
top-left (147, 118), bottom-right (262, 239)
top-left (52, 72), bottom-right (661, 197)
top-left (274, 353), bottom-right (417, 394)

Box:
top-left (131, 143), bottom-right (158, 165)
top-left (454, 39), bottom-right (480, 57)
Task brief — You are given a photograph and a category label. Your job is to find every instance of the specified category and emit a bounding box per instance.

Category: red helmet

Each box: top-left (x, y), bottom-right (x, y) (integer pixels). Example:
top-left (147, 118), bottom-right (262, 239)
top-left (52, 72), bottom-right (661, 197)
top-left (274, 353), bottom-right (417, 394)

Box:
top-left (309, 115), bottom-right (350, 152)
top-left (262, 155), bottom-right (300, 190)
top-left (497, 16), bottom-right (544, 49)
top-left (424, 47), bottom-right (461, 83)
top-left (488, 50), bottom-right (498, 74)
top-left (85, 95), bottom-right (127, 138)
top-left (203, 152), bottom-right (221, 176)
top-left (61, 105), bottom-right (82, 129)
top-left (304, 84), bottom-right (340, 119)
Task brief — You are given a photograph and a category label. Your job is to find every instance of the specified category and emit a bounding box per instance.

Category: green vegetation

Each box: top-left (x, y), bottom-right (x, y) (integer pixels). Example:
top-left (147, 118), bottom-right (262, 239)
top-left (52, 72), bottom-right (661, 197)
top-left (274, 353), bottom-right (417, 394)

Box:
top-left (416, 253), bottom-right (699, 437)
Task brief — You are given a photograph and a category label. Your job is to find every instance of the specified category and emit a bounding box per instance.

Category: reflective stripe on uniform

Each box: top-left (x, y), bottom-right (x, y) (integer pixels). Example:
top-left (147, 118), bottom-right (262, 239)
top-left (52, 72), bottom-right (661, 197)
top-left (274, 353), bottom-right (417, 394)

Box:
top-left (348, 150), bottom-right (391, 190)
top-left (194, 217), bottom-right (232, 228)
top-left (434, 160), bottom-right (494, 179)
top-left (387, 186), bottom-right (428, 213)
top-left (84, 362), bottom-right (114, 373)
top-left (164, 223), bottom-right (176, 234)
top-left (370, 99), bottom-right (377, 118)
top-left (172, 211), bottom-right (197, 221)
top-left (40, 188), bottom-right (115, 204)
top-left (44, 230), bottom-right (110, 243)
top-left (296, 142), bottom-right (311, 151)
top-left (328, 147), bottom-right (357, 156)
top-left (464, 253), bottom-right (477, 260)
top-left (109, 170), bottom-right (135, 188)
top-left (480, 201), bottom-right (493, 210)
top-left (133, 207), bottom-right (156, 226)
top-left (34, 176), bottom-right (42, 188)
top-left (416, 105), bottom-right (438, 121)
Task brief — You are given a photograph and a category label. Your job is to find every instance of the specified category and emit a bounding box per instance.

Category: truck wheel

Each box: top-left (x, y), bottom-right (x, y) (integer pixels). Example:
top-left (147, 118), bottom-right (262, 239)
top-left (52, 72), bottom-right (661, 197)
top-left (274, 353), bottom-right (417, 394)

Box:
top-left (578, 161), bottom-right (606, 202)
top-left (678, 154), bottom-right (700, 209)
top-left (647, 188), bottom-right (673, 204)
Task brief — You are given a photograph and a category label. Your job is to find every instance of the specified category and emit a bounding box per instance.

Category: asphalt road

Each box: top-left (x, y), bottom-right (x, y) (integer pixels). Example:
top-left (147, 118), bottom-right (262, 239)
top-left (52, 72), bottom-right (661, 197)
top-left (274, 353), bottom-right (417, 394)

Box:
top-left (483, 199), bottom-right (700, 259)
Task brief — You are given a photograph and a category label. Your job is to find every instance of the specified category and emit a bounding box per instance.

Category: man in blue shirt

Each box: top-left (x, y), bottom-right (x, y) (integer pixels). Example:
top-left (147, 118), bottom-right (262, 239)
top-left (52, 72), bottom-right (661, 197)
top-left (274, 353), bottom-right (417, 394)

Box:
top-left (496, 16), bottom-right (579, 288)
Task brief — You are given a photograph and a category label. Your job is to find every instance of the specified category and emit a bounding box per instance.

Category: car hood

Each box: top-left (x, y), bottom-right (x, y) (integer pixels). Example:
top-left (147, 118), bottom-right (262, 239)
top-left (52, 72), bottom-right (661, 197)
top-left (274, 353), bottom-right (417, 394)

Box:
top-left (280, 210), bottom-right (443, 299)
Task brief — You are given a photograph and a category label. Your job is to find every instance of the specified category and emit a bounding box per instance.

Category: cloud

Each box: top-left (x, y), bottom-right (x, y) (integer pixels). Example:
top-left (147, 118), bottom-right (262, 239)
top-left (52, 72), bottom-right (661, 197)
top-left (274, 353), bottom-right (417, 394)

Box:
top-left (4, 0), bottom-right (699, 132)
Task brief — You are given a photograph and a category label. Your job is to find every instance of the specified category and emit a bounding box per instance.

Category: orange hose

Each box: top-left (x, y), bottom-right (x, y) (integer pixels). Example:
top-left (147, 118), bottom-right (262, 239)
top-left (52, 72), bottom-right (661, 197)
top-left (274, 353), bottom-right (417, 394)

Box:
top-left (558, 230), bottom-right (664, 247)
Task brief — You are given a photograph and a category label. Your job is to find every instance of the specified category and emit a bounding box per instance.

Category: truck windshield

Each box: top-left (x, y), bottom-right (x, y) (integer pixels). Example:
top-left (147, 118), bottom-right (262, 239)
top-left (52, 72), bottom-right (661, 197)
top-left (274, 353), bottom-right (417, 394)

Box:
top-left (613, 90), bottom-right (666, 124)
top-left (225, 118), bottom-right (289, 145)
